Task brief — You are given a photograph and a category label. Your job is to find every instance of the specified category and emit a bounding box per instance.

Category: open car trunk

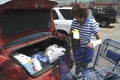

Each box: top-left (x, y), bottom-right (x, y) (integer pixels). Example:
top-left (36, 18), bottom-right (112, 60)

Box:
top-left (10, 37), bottom-right (70, 77)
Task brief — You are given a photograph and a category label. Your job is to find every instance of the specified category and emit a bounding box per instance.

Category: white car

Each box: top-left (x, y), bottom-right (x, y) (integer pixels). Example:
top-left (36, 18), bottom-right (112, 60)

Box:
top-left (53, 7), bottom-right (73, 36)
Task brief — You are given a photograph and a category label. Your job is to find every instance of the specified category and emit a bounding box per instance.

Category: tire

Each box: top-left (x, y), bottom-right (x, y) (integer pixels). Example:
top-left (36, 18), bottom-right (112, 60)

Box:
top-left (100, 20), bottom-right (110, 27)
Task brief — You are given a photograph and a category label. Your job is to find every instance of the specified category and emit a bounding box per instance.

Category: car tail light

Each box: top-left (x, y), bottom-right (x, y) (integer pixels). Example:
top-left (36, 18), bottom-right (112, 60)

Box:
top-left (0, 59), bottom-right (28, 80)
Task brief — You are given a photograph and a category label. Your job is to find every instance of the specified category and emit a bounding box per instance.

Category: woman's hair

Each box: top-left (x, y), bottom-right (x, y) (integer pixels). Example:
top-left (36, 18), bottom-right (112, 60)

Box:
top-left (72, 4), bottom-right (88, 25)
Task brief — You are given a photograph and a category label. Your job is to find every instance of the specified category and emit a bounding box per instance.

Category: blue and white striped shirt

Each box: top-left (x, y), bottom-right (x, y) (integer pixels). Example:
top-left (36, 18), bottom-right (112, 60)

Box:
top-left (70, 16), bottom-right (100, 47)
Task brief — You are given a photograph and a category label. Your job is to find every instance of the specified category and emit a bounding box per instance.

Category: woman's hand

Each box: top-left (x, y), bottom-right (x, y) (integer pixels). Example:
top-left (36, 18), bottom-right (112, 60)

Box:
top-left (87, 32), bottom-right (102, 48)
top-left (87, 42), bottom-right (94, 48)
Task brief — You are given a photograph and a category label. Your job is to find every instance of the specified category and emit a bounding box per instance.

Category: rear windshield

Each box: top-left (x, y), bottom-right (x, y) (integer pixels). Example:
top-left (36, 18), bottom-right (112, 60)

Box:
top-left (0, 9), bottom-right (51, 37)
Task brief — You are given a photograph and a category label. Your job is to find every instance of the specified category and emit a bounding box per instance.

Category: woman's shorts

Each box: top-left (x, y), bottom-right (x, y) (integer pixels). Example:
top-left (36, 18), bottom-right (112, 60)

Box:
top-left (73, 47), bottom-right (94, 63)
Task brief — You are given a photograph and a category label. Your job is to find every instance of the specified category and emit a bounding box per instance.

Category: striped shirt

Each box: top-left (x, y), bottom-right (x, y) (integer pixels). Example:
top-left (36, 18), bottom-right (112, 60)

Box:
top-left (70, 16), bottom-right (100, 47)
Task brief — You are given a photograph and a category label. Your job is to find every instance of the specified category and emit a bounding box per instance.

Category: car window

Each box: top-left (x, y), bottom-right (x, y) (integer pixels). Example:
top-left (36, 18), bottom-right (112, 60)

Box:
top-left (52, 10), bottom-right (59, 20)
top-left (0, 0), bottom-right (10, 4)
top-left (59, 9), bottom-right (73, 20)
top-left (104, 9), bottom-right (116, 13)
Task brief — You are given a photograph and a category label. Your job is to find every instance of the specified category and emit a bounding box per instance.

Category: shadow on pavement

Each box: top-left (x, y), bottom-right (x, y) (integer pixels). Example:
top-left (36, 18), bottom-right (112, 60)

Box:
top-left (100, 25), bottom-right (114, 28)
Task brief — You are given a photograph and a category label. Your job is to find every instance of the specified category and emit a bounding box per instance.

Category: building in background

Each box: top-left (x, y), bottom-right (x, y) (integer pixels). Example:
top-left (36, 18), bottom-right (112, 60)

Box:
top-left (95, 0), bottom-right (120, 15)
top-left (56, 0), bottom-right (95, 6)
top-left (95, 0), bottom-right (116, 4)
top-left (56, 0), bottom-right (119, 15)
top-left (117, 0), bottom-right (120, 15)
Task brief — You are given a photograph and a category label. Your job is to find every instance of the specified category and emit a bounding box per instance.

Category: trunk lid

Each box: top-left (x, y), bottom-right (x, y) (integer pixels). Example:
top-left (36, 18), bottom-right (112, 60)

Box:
top-left (0, 0), bottom-right (57, 46)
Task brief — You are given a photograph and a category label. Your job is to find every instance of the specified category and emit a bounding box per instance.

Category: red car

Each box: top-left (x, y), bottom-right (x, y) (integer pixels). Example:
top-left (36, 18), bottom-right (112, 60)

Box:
top-left (0, 0), bottom-right (72, 80)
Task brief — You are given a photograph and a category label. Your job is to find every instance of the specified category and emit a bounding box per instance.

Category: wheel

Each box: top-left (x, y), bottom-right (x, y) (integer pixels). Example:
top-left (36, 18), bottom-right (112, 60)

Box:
top-left (57, 30), bottom-right (68, 36)
top-left (100, 20), bottom-right (110, 27)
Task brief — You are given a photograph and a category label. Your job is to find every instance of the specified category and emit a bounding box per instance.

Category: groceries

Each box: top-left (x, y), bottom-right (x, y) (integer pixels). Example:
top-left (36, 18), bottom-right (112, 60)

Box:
top-left (13, 44), bottom-right (66, 74)
top-left (31, 53), bottom-right (50, 72)
top-left (44, 44), bottom-right (66, 63)
top-left (14, 53), bottom-right (35, 75)
top-left (31, 55), bottom-right (43, 72)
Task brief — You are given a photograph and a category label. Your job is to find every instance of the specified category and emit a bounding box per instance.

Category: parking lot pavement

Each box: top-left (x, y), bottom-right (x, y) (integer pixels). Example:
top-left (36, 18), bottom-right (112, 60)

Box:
top-left (116, 15), bottom-right (120, 23)
top-left (100, 22), bottom-right (120, 42)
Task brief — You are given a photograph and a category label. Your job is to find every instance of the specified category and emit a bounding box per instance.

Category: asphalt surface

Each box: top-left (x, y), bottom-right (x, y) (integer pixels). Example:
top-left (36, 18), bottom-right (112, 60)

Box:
top-left (100, 22), bottom-right (120, 42)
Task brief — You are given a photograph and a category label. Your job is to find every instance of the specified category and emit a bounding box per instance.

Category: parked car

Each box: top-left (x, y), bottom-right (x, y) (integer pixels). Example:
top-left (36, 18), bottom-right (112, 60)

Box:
top-left (0, 0), bottom-right (72, 80)
top-left (53, 6), bottom-right (117, 35)
top-left (53, 7), bottom-right (73, 36)
top-left (92, 7), bottom-right (117, 27)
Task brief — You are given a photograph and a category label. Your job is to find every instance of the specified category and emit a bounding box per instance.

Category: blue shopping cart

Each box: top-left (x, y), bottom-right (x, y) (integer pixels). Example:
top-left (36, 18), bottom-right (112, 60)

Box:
top-left (74, 39), bottom-right (120, 80)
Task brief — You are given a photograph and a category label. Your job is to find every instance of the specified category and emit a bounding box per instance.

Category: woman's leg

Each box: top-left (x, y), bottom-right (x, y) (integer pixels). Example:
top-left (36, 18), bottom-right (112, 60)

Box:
top-left (81, 63), bottom-right (89, 75)
top-left (75, 62), bottom-right (88, 75)
top-left (81, 63), bottom-right (88, 70)
top-left (75, 61), bottom-right (82, 75)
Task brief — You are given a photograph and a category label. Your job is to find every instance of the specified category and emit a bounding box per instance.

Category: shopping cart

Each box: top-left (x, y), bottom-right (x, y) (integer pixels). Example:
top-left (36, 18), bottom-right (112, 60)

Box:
top-left (73, 39), bottom-right (120, 80)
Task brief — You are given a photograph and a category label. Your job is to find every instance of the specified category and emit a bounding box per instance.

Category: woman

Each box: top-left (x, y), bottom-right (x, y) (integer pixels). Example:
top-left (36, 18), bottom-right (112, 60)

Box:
top-left (69, 4), bottom-right (102, 76)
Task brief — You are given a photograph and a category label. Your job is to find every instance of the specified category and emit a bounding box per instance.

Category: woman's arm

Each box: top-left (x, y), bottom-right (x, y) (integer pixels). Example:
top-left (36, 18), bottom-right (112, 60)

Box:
top-left (94, 32), bottom-right (102, 40)
top-left (87, 32), bottom-right (102, 48)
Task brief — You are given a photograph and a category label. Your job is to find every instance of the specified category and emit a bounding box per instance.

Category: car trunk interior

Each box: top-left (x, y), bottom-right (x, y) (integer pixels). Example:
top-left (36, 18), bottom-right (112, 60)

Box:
top-left (10, 37), bottom-right (70, 77)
